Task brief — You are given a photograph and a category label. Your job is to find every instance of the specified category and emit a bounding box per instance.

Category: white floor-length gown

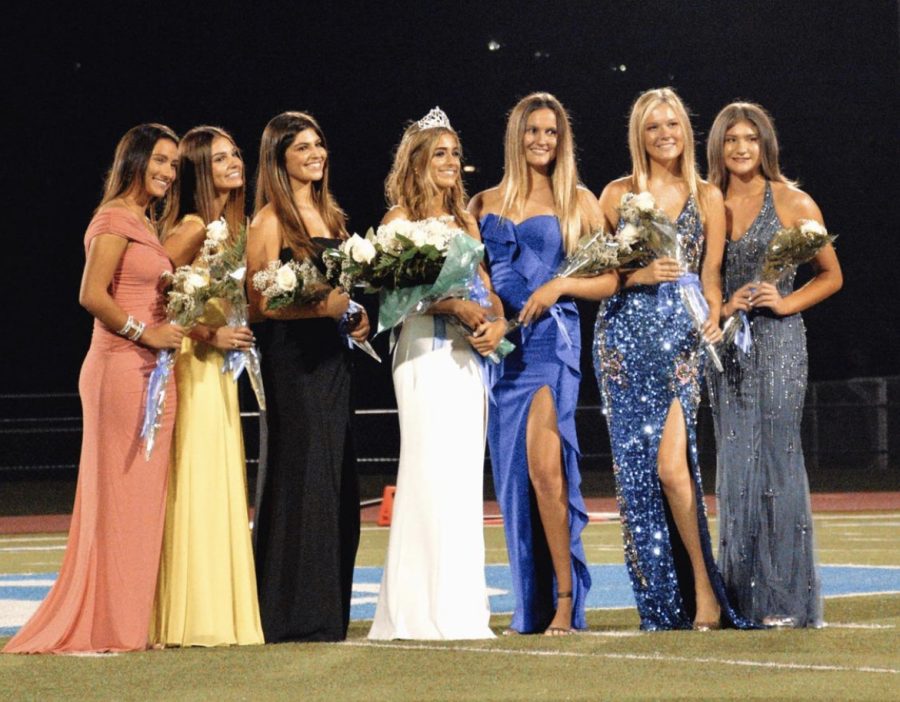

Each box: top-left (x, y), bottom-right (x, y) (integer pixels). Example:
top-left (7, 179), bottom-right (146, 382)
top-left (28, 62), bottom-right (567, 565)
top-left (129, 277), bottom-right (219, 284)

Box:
top-left (368, 315), bottom-right (495, 640)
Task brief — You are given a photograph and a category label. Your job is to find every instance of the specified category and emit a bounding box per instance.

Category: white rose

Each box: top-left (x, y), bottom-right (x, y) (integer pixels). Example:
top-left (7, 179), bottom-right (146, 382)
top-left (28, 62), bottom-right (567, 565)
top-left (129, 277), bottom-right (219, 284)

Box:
top-left (618, 223), bottom-right (640, 250)
top-left (799, 220), bottom-right (826, 237)
top-left (347, 234), bottom-right (376, 264)
top-left (424, 228), bottom-right (448, 248)
top-left (408, 225), bottom-right (427, 247)
top-left (633, 191), bottom-right (656, 212)
top-left (183, 272), bottom-right (208, 295)
top-left (206, 218), bottom-right (229, 243)
top-left (275, 264), bottom-right (298, 292)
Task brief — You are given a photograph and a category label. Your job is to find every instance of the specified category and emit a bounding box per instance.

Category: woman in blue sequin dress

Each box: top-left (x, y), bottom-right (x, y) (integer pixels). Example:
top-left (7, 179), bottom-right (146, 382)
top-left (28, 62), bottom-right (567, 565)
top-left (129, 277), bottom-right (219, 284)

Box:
top-left (706, 102), bottom-right (841, 627)
top-left (594, 88), bottom-right (746, 630)
top-left (470, 93), bottom-right (617, 634)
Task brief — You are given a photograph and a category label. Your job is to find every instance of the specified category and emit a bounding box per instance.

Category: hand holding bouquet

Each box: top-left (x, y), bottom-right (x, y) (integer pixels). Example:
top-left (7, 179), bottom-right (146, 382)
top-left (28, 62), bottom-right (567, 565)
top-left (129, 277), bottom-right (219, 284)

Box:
top-left (258, 248), bottom-right (381, 362)
top-left (722, 219), bottom-right (836, 349)
top-left (140, 264), bottom-right (211, 459)
top-left (619, 191), bottom-right (724, 372)
top-left (200, 218), bottom-right (266, 409)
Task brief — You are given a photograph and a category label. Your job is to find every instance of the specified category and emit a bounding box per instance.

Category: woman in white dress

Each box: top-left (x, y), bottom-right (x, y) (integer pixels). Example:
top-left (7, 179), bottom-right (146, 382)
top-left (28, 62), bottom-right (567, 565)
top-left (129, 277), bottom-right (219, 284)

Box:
top-left (368, 108), bottom-right (508, 640)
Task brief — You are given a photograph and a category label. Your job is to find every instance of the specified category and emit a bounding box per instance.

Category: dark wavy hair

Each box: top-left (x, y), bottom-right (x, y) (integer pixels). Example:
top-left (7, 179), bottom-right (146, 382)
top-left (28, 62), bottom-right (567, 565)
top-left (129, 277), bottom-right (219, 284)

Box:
top-left (97, 123), bottom-right (180, 227)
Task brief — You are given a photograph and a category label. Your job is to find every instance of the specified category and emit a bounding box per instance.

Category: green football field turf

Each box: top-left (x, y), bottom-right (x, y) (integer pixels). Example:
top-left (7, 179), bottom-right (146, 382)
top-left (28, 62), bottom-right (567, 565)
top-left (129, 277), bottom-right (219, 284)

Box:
top-left (1, 513), bottom-right (898, 701)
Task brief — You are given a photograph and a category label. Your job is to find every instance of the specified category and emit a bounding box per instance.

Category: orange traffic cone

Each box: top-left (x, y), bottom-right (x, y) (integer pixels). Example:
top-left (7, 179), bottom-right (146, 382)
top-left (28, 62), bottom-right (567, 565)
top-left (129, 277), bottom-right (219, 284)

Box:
top-left (377, 485), bottom-right (396, 526)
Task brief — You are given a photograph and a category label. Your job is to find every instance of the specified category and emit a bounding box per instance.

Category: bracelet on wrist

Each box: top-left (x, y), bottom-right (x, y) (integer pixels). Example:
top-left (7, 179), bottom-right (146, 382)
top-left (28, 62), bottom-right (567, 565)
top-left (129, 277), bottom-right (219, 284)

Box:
top-left (128, 321), bottom-right (146, 341)
top-left (117, 315), bottom-right (136, 336)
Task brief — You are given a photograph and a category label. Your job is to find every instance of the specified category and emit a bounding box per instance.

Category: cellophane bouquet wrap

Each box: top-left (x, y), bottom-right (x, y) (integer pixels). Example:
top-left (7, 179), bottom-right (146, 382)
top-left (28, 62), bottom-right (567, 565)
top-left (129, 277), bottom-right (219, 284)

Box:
top-left (554, 223), bottom-right (647, 279)
top-left (256, 246), bottom-right (381, 363)
top-left (201, 218), bottom-right (266, 409)
top-left (618, 191), bottom-right (724, 372)
top-left (326, 217), bottom-right (515, 363)
top-left (721, 219), bottom-right (836, 350)
top-left (141, 265), bottom-right (209, 459)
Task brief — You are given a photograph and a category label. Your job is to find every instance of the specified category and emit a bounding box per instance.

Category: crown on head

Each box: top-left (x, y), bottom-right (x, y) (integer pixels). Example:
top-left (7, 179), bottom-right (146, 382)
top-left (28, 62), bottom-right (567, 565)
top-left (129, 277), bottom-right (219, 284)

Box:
top-left (416, 106), bottom-right (452, 131)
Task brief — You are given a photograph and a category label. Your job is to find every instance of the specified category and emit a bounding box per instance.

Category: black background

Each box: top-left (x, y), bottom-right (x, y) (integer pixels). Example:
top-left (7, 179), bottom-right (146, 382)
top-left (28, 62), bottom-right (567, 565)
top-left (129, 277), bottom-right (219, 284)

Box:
top-left (5, 0), bottom-right (899, 407)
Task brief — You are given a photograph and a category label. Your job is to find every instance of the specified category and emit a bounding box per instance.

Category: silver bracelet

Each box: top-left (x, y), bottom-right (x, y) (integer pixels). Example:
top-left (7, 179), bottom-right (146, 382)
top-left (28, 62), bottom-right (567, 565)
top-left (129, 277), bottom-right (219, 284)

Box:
top-left (128, 321), bottom-right (146, 342)
top-left (117, 315), bottom-right (136, 337)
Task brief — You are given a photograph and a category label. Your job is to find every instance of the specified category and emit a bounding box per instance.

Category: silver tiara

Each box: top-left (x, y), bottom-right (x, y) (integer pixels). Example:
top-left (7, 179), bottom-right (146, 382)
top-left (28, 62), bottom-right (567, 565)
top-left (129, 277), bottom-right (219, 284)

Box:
top-left (416, 106), bottom-right (452, 131)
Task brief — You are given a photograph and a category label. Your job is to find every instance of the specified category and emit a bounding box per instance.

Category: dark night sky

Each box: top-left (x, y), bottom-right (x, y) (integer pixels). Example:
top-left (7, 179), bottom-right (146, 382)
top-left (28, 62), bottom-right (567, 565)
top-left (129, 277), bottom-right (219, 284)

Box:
top-left (4, 0), bottom-right (899, 404)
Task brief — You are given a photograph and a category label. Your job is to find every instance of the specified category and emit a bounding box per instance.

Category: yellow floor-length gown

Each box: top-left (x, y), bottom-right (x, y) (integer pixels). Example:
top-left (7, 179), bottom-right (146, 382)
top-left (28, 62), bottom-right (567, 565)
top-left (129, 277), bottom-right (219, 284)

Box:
top-left (151, 299), bottom-right (264, 646)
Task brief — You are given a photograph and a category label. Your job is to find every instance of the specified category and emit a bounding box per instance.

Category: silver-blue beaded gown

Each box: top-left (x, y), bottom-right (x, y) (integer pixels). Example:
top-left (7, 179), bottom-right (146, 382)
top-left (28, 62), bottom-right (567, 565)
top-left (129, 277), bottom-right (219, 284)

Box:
top-left (594, 196), bottom-right (750, 630)
top-left (481, 214), bottom-right (591, 633)
top-left (707, 183), bottom-right (823, 628)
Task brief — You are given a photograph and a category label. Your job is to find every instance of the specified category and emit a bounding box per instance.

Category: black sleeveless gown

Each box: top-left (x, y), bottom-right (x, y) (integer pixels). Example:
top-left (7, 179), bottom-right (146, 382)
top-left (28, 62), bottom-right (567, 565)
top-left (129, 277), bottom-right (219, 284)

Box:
top-left (253, 239), bottom-right (360, 642)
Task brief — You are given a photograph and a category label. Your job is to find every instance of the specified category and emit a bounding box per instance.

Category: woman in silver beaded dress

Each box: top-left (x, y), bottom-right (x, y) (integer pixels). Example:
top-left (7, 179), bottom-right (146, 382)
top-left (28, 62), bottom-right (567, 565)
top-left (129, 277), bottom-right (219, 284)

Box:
top-left (594, 88), bottom-right (749, 631)
top-left (706, 102), bottom-right (842, 628)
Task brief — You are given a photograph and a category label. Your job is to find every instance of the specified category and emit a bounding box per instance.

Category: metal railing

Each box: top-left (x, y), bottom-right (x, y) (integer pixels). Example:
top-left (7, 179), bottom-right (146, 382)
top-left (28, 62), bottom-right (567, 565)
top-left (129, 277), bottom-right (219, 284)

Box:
top-left (1, 376), bottom-right (897, 475)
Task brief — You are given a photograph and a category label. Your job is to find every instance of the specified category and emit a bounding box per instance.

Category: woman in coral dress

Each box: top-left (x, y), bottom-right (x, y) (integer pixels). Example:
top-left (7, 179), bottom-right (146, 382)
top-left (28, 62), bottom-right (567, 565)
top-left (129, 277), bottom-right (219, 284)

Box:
top-left (4, 124), bottom-right (186, 653)
top-left (151, 126), bottom-right (263, 647)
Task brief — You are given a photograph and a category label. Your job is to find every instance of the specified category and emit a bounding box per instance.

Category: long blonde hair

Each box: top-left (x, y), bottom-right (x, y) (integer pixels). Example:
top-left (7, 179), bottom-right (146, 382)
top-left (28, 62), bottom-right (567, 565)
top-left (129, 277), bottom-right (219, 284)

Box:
top-left (628, 88), bottom-right (707, 221)
top-left (97, 123), bottom-right (180, 232)
top-left (168, 125), bottom-right (245, 243)
top-left (499, 92), bottom-right (583, 253)
top-left (254, 111), bottom-right (347, 259)
top-left (706, 102), bottom-right (795, 193)
top-left (384, 122), bottom-right (468, 226)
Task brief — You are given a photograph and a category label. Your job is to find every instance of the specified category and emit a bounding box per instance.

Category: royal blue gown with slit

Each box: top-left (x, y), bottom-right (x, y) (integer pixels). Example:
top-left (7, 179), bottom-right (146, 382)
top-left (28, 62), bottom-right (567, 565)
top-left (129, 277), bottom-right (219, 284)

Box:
top-left (593, 196), bottom-right (751, 630)
top-left (481, 214), bottom-right (590, 633)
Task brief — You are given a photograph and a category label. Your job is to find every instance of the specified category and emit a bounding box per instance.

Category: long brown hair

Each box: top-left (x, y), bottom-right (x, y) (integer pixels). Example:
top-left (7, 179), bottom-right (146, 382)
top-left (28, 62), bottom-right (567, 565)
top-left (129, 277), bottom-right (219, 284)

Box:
top-left (498, 92), bottom-right (583, 253)
top-left (706, 102), bottom-right (795, 193)
top-left (254, 111), bottom-right (347, 259)
top-left (168, 125), bottom-right (245, 243)
top-left (384, 120), bottom-right (468, 226)
top-left (627, 88), bottom-right (708, 221)
top-left (97, 123), bottom-right (180, 230)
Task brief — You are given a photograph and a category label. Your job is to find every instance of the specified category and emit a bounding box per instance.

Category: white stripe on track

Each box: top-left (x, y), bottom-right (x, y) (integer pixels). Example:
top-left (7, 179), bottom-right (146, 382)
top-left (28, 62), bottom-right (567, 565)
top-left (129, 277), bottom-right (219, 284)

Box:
top-left (0, 536), bottom-right (67, 543)
top-left (340, 640), bottom-right (898, 675)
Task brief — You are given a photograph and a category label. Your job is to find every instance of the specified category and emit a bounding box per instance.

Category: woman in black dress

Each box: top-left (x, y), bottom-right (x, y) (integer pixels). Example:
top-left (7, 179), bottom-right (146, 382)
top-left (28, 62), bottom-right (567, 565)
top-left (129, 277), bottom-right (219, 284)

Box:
top-left (247, 111), bottom-right (368, 642)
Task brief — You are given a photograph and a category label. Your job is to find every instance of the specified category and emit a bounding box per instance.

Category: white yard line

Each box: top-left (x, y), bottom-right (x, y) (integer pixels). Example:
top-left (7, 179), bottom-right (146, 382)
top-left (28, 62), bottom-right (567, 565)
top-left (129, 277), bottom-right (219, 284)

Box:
top-left (340, 641), bottom-right (898, 675)
top-left (0, 536), bottom-right (66, 544)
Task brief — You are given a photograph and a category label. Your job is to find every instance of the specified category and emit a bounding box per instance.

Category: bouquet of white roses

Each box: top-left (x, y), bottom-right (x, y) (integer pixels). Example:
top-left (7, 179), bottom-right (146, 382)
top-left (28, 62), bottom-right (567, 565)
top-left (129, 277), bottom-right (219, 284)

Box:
top-left (252, 259), bottom-right (331, 309)
top-left (323, 232), bottom-right (378, 291)
top-left (140, 263), bottom-right (211, 459)
top-left (200, 218), bottom-right (266, 409)
top-left (618, 191), bottom-right (724, 372)
top-left (554, 224), bottom-right (646, 279)
top-left (255, 251), bottom-right (381, 363)
top-left (722, 219), bottom-right (836, 349)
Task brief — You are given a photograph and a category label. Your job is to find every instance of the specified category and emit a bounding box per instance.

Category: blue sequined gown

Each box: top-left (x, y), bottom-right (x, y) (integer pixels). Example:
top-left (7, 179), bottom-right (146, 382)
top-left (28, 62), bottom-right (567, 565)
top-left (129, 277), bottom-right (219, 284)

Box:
top-left (594, 197), bottom-right (748, 630)
top-left (708, 183), bottom-right (823, 627)
top-left (481, 214), bottom-right (590, 633)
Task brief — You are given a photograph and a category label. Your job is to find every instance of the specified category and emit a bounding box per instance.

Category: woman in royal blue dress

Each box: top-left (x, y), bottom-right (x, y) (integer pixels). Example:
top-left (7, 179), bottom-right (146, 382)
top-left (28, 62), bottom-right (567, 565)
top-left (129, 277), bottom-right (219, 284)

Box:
top-left (470, 93), bottom-right (618, 635)
top-left (594, 87), bottom-right (748, 630)
top-left (706, 102), bottom-right (841, 627)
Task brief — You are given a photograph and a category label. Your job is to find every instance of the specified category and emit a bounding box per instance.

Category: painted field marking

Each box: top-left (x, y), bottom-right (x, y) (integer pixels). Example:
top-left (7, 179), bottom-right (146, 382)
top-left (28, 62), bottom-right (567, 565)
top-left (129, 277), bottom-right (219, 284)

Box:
top-left (0, 546), bottom-right (65, 553)
top-left (814, 514), bottom-right (899, 521)
top-left (341, 641), bottom-right (899, 675)
top-left (0, 536), bottom-right (67, 543)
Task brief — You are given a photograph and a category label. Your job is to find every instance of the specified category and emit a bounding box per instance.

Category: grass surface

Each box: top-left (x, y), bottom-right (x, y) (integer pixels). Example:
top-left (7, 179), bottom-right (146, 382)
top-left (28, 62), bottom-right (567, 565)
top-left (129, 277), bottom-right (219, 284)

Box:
top-left (1, 514), bottom-right (898, 701)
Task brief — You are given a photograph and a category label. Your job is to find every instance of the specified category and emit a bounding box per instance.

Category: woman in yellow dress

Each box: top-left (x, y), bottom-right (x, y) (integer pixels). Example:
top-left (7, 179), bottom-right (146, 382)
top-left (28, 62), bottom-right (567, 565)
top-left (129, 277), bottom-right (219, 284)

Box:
top-left (152, 125), bottom-right (264, 646)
